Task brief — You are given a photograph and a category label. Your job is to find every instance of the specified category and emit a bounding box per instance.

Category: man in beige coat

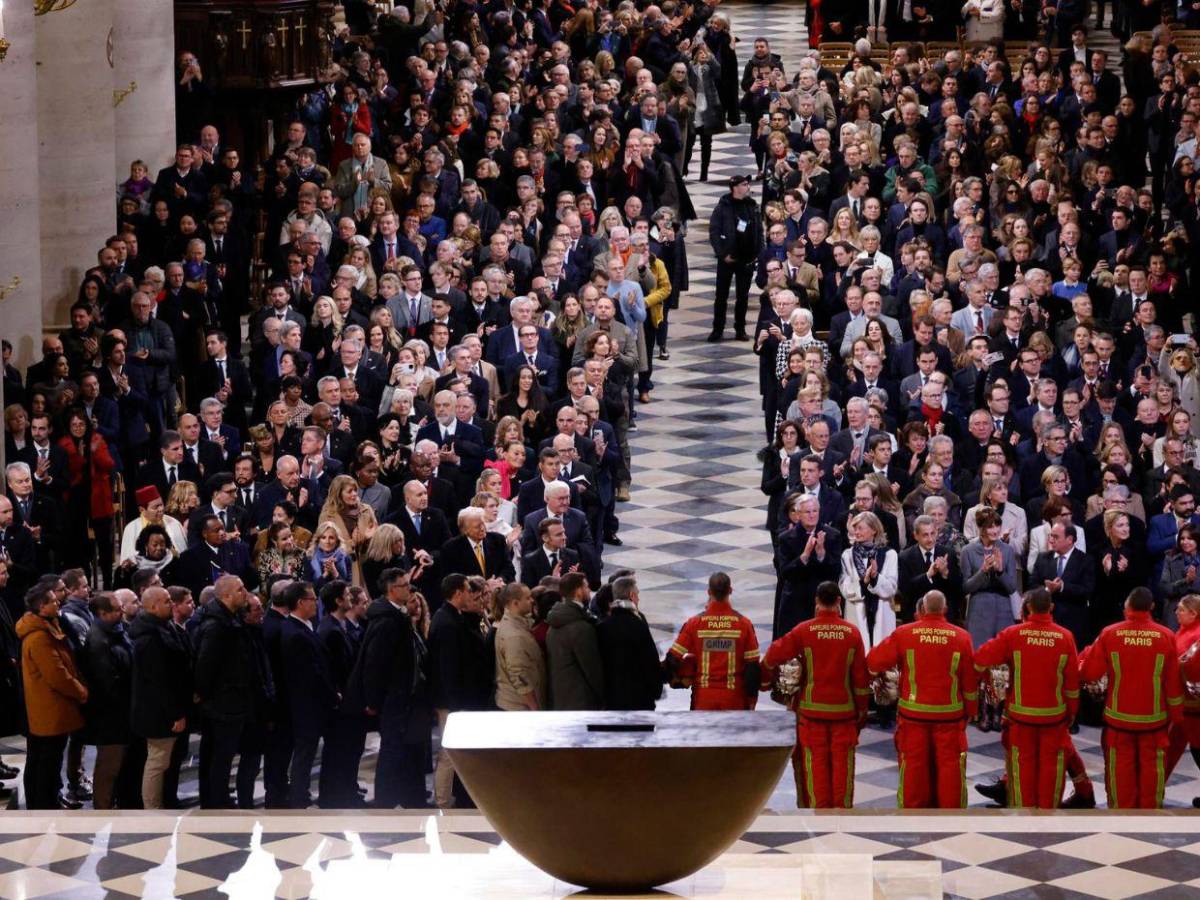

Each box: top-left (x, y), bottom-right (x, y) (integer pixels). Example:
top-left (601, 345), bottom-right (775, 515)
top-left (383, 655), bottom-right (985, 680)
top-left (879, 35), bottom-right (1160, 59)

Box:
top-left (494, 584), bottom-right (547, 711)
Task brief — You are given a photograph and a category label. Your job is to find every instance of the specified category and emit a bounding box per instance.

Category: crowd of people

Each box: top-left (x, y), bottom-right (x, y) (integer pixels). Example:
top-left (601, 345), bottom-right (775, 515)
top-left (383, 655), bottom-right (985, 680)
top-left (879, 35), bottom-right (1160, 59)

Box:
top-left (735, 15), bottom-right (1200, 809)
top-left (4, 0), bottom-right (1200, 814)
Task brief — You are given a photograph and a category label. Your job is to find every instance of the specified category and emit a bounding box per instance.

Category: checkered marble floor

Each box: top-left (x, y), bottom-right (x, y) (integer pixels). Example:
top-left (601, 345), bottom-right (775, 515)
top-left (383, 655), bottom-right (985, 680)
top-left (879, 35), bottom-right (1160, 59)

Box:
top-left (0, 811), bottom-right (1200, 898)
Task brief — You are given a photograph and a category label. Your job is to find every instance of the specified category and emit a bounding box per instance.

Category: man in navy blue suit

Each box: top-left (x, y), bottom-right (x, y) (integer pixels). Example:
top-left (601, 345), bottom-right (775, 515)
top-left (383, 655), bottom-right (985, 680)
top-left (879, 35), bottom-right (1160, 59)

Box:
top-left (501, 325), bottom-right (560, 395)
top-left (171, 516), bottom-right (255, 599)
top-left (279, 581), bottom-right (339, 809)
top-left (198, 397), bottom-right (243, 465)
top-left (484, 296), bottom-right (556, 366)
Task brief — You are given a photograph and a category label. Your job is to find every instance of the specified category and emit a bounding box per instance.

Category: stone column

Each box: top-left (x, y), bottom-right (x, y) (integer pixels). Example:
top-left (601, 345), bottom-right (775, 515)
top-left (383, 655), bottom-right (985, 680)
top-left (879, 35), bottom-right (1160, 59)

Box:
top-left (35, 0), bottom-right (116, 329)
top-left (0, 0), bottom-right (45, 371)
top-left (112, 0), bottom-right (176, 182)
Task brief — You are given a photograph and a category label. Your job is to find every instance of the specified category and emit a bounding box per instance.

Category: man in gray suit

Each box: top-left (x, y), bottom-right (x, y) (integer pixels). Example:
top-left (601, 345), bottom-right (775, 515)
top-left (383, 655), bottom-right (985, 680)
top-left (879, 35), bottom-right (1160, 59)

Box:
top-left (840, 292), bottom-right (903, 357)
top-left (386, 265), bottom-right (433, 335)
top-left (333, 134), bottom-right (392, 217)
top-left (949, 280), bottom-right (995, 339)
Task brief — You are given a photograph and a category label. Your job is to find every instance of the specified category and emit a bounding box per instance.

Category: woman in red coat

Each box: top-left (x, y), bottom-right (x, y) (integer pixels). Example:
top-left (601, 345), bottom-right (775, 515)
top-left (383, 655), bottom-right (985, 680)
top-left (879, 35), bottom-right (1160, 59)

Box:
top-left (329, 81), bottom-right (373, 172)
top-left (59, 408), bottom-right (117, 588)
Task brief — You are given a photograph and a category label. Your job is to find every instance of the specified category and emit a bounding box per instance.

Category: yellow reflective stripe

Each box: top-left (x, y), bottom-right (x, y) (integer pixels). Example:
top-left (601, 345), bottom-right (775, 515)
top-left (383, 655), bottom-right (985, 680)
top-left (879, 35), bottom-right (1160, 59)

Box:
top-left (804, 647), bottom-right (815, 708)
top-left (1013, 651), bottom-right (1023, 709)
top-left (799, 699), bottom-right (856, 713)
top-left (899, 698), bottom-right (965, 714)
top-left (1009, 745), bottom-right (1023, 808)
top-left (1052, 749), bottom-right (1064, 810)
top-left (1055, 653), bottom-right (1066, 710)
top-left (1008, 702), bottom-right (1067, 717)
top-left (670, 642), bottom-right (688, 657)
top-left (1153, 654), bottom-right (1163, 718)
top-left (1156, 748), bottom-right (1166, 808)
top-left (906, 649), bottom-right (917, 704)
top-left (804, 746), bottom-right (816, 808)
top-left (743, 649), bottom-right (760, 659)
top-left (696, 630), bottom-right (742, 637)
top-left (1107, 746), bottom-right (1119, 809)
top-left (897, 759), bottom-right (906, 809)
top-left (950, 652), bottom-right (960, 707)
top-left (1168, 696), bottom-right (1184, 706)
top-left (844, 746), bottom-right (855, 809)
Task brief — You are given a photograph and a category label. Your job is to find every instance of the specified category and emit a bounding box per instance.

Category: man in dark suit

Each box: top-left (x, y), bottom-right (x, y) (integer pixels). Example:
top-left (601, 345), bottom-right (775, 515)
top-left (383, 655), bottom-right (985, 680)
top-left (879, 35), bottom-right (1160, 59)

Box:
top-left (254, 456), bottom-right (321, 530)
top-left (400, 447), bottom-right (460, 530)
top-left (152, 145), bottom-right (208, 217)
top-left (515, 448), bottom-right (582, 526)
top-left (415, 391), bottom-right (485, 481)
top-left (501, 328), bottom-right (560, 395)
top-left (197, 399), bottom-right (243, 466)
top-left (77, 372), bottom-right (125, 470)
top-left (439, 508), bottom-right (516, 583)
top-left (773, 494), bottom-right (843, 637)
top-left (138, 431), bottom-right (201, 502)
top-left (786, 455), bottom-right (846, 526)
top-left (20, 414), bottom-right (69, 500)
top-left (898, 514), bottom-right (964, 623)
top-left (171, 516), bottom-right (255, 600)
top-left (5, 461), bottom-right (62, 573)
top-left (1030, 522), bottom-right (1095, 649)
top-left (121, 291), bottom-right (179, 429)
top-left (187, 472), bottom-right (250, 547)
top-left (191, 331), bottom-right (254, 432)
top-left (828, 399), bottom-right (882, 470)
top-left (521, 518), bottom-right (582, 587)
top-left (1018, 422), bottom-right (1089, 502)
top-left (433, 348), bottom-right (490, 413)
top-left (328, 339), bottom-right (384, 413)
top-left (385, 479), bottom-right (451, 607)
top-left (369, 212), bottom-right (423, 277)
top-left (279, 582), bottom-right (339, 809)
top-left (178, 413), bottom-right (226, 482)
top-left (0, 496), bottom-right (38, 596)
top-left (520, 482), bottom-right (599, 588)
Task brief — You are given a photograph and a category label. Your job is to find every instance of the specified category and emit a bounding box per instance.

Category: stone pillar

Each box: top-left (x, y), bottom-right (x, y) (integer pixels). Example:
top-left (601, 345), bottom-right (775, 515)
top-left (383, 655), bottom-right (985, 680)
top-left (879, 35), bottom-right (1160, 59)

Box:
top-left (112, 0), bottom-right (176, 182)
top-left (0, 0), bottom-right (45, 371)
top-left (35, 0), bottom-right (116, 330)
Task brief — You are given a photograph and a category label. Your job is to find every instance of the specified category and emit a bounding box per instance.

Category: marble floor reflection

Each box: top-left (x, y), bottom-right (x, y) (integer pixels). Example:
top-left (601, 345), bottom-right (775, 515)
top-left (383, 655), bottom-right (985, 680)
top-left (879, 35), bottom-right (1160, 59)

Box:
top-left (2, 811), bottom-right (1200, 898)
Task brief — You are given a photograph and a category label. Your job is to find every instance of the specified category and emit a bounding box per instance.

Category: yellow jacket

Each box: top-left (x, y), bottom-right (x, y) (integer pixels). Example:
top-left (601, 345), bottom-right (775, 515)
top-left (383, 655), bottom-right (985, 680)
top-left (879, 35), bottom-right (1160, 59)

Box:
top-left (645, 255), bottom-right (671, 328)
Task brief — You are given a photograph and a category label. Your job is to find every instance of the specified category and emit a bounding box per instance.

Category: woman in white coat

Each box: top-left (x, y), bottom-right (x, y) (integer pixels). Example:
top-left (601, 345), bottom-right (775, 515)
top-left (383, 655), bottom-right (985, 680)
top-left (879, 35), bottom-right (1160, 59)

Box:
top-left (962, 0), bottom-right (1003, 41)
top-left (839, 511), bottom-right (899, 650)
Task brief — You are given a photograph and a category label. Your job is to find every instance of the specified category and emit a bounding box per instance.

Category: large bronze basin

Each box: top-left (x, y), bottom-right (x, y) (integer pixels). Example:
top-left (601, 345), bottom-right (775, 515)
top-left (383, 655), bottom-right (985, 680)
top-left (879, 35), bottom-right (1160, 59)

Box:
top-left (444, 710), bottom-right (795, 891)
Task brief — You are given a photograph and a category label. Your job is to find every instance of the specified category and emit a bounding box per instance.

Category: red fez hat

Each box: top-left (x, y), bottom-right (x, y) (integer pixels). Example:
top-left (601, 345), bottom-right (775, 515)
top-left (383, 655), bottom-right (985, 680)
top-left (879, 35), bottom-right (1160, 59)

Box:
top-left (135, 485), bottom-right (162, 507)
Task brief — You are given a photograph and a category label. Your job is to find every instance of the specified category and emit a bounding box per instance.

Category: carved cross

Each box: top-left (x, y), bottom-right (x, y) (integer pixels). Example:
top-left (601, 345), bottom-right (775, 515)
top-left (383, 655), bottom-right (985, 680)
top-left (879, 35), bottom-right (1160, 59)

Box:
top-left (236, 20), bottom-right (252, 51)
top-left (294, 16), bottom-right (306, 48)
top-left (276, 18), bottom-right (289, 48)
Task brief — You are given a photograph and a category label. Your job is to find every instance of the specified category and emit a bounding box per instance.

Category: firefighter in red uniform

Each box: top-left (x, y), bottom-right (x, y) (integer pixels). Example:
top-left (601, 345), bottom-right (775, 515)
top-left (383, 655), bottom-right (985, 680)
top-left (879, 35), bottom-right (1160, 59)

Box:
top-left (1079, 587), bottom-right (1185, 809)
top-left (867, 590), bottom-right (978, 808)
top-left (761, 581), bottom-right (871, 808)
top-left (666, 572), bottom-right (760, 711)
top-left (973, 588), bottom-right (1080, 809)
top-left (1165, 594), bottom-right (1200, 785)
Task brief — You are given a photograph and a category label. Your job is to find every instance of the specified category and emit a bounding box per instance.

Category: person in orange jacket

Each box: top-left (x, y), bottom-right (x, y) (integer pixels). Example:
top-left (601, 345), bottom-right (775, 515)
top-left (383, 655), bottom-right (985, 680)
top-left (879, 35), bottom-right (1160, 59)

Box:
top-left (666, 572), bottom-right (760, 711)
top-left (761, 581), bottom-right (871, 808)
top-left (866, 590), bottom-right (978, 808)
top-left (1079, 586), bottom-right (1185, 809)
top-left (973, 587), bottom-right (1080, 808)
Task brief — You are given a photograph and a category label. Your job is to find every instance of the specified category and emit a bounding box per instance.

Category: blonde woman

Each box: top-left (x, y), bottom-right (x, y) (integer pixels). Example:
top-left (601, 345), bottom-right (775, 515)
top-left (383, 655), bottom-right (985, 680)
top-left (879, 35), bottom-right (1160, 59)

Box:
top-left (165, 480), bottom-right (200, 523)
top-left (829, 207), bottom-right (861, 247)
top-left (347, 244), bottom-right (378, 299)
top-left (317, 474), bottom-right (378, 586)
top-left (839, 511), bottom-right (899, 649)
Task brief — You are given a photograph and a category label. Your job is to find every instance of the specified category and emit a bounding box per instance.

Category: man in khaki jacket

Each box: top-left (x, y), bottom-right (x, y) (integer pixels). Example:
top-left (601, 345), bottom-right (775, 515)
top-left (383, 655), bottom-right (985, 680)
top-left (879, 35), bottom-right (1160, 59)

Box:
top-left (494, 584), bottom-right (546, 711)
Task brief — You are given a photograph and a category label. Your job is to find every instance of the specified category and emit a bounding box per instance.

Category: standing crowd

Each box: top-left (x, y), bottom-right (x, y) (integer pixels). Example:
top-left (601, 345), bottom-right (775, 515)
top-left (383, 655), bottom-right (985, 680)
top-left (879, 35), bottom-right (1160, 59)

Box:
top-left (4, 0), bottom-right (1200, 813)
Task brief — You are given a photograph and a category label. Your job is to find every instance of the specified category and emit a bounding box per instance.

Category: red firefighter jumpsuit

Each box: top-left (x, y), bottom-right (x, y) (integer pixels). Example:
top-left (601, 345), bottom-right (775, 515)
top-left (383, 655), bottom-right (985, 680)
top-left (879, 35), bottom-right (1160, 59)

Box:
top-left (1079, 609), bottom-right (1185, 809)
top-left (1166, 620), bottom-right (1200, 777)
top-left (867, 611), bottom-right (978, 809)
top-left (974, 612), bottom-right (1080, 808)
top-left (761, 608), bottom-right (871, 808)
top-left (668, 598), bottom-right (759, 710)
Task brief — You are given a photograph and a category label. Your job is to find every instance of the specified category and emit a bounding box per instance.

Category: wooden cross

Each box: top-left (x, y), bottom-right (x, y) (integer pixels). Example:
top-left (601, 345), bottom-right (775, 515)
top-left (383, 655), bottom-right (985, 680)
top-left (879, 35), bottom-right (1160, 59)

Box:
top-left (237, 20), bottom-right (252, 51)
top-left (294, 16), bottom-right (306, 48)
top-left (276, 18), bottom-right (289, 48)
